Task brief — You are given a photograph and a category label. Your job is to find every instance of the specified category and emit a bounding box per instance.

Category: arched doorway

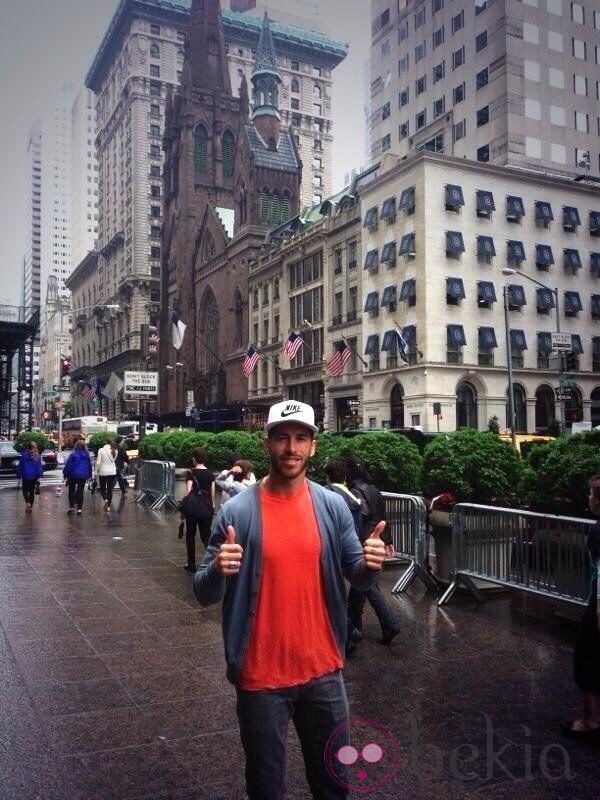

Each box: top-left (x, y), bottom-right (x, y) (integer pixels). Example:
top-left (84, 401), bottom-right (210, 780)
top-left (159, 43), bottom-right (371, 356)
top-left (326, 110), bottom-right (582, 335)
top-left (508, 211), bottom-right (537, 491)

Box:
top-left (390, 384), bottom-right (404, 428)
top-left (506, 384), bottom-right (527, 433)
top-left (535, 384), bottom-right (555, 432)
top-left (456, 382), bottom-right (477, 429)
top-left (592, 387), bottom-right (600, 428)
top-left (565, 386), bottom-right (583, 428)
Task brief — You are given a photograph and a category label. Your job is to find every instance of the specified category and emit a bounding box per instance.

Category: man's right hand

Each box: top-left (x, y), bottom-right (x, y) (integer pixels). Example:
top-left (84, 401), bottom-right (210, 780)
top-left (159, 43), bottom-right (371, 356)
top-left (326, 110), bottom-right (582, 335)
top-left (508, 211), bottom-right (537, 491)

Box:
top-left (215, 525), bottom-right (243, 576)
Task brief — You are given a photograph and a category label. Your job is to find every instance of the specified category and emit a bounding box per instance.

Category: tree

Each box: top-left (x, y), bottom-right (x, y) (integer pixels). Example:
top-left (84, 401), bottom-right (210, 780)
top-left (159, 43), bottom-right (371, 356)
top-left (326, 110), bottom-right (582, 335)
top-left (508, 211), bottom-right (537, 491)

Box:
top-left (422, 428), bottom-right (524, 505)
top-left (521, 430), bottom-right (600, 516)
top-left (336, 433), bottom-right (422, 493)
top-left (14, 431), bottom-right (49, 453)
top-left (487, 415), bottom-right (500, 434)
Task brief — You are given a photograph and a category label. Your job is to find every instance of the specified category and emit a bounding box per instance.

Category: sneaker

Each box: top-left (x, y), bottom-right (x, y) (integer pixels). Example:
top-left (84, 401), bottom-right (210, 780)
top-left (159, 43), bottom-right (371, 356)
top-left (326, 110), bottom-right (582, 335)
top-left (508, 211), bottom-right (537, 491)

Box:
top-left (102, 499), bottom-right (109, 512)
top-left (106, 505), bottom-right (111, 513)
top-left (77, 509), bottom-right (82, 515)
top-left (67, 508), bottom-right (74, 514)
top-left (380, 625), bottom-right (401, 645)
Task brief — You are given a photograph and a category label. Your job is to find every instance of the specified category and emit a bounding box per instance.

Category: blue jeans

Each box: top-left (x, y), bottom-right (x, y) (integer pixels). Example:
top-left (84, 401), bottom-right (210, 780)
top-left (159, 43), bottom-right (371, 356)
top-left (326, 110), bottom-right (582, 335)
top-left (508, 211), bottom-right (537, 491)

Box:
top-left (236, 670), bottom-right (349, 799)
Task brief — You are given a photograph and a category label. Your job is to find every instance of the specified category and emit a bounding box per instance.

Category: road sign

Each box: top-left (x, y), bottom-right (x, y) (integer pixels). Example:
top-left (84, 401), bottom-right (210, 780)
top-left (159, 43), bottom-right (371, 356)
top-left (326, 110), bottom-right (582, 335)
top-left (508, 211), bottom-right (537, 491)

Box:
top-left (555, 388), bottom-right (572, 401)
top-left (551, 333), bottom-right (571, 351)
top-left (123, 371), bottom-right (158, 397)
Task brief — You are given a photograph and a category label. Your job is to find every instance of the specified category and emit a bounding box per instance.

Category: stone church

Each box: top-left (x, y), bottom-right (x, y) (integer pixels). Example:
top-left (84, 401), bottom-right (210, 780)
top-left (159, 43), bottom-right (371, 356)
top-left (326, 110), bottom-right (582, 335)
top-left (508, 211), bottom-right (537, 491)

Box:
top-left (159, 0), bottom-right (302, 417)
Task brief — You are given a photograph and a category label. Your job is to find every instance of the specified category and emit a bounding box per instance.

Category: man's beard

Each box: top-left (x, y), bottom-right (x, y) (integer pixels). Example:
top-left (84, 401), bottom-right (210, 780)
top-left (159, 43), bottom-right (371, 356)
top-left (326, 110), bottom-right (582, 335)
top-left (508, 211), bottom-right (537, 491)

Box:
top-left (269, 452), bottom-right (310, 480)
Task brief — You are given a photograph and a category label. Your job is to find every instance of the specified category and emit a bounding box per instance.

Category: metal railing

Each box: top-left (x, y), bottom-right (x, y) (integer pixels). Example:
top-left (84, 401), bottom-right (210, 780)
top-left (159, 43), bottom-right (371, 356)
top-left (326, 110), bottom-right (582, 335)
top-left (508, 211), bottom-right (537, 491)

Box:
top-left (135, 460), bottom-right (179, 511)
top-left (383, 492), bottom-right (437, 593)
top-left (438, 503), bottom-right (594, 607)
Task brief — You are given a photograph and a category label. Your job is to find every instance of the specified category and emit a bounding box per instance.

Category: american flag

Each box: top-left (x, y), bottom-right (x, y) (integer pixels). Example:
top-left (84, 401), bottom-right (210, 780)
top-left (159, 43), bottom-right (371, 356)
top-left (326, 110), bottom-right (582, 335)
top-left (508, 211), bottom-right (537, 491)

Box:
top-left (242, 345), bottom-right (260, 376)
top-left (395, 328), bottom-right (409, 365)
top-left (326, 340), bottom-right (351, 377)
top-left (81, 380), bottom-right (96, 401)
top-left (282, 331), bottom-right (304, 360)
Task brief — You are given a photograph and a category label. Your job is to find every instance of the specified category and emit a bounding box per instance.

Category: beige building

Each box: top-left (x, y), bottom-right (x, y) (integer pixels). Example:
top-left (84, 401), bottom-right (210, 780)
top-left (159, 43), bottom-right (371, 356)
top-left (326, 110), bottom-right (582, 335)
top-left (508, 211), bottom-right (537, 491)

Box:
top-left (247, 151), bottom-right (600, 433)
top-left (65, 252), bottom-right (103, 416)
top-left (370, 0), bottom-right (600, 177)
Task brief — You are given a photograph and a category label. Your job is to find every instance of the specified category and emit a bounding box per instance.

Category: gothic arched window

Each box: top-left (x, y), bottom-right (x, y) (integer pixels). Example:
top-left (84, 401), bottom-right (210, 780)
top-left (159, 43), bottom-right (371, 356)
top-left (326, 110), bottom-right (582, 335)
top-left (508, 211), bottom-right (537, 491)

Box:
top-left (271, 191), bottom-right (281, 225)
top-left (222, 130), bottom-right (235, 178)
top-left (202, 232), bottom-right (216, 263)
top-left (194, 124), bottom-right (209, 174)
top-left (200, 289), bottom-right (220, 371)
top-left (259, 189), bottom-right (270, 223)
top-left (281, 192), bottom-right (291, 222)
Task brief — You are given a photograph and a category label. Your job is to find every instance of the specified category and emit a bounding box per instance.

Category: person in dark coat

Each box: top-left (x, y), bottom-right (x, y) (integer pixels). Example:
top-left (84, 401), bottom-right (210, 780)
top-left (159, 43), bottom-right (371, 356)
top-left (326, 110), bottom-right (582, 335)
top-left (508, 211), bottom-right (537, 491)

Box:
top-left (16, 441), bottom-right (44, 513)
top-left (114, 436), bottom-right (130, 496)
top-left (345, 457), bottom-right (401, 645)
top-left (561, 475), bottom-right (600, 738)
top-left (63, 440), bottom-right (93, 514)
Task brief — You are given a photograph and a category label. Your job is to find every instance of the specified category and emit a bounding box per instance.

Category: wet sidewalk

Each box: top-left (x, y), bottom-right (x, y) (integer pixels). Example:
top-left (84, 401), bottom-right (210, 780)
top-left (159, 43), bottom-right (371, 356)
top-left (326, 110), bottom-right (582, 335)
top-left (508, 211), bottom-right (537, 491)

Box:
top-left (0, 482), bottom-right (598, 799)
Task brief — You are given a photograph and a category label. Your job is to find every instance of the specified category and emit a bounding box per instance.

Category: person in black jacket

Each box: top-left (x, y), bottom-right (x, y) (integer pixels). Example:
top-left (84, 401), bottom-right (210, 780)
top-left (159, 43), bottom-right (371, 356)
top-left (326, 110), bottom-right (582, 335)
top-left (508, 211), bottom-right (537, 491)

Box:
top-left (561, 475), bottom-right (600, 739)
top-left (114, 436), bottom-right (130, 496)
top-left (345, 457), bottom-right (401, 645)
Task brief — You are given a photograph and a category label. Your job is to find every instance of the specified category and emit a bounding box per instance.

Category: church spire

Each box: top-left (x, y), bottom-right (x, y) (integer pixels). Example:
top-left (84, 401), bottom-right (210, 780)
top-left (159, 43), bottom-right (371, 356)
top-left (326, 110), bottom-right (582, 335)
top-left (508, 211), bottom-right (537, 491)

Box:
top-left (188, 0), bottom-right (231, 94)
top-left (251, 13), bottom-right (282, 147)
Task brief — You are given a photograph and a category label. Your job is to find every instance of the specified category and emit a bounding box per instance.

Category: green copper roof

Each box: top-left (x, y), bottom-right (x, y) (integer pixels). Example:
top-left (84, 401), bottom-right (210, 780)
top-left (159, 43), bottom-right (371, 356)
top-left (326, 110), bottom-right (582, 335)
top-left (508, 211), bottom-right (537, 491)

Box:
top-left (86, 0), bottom-right (348, 90)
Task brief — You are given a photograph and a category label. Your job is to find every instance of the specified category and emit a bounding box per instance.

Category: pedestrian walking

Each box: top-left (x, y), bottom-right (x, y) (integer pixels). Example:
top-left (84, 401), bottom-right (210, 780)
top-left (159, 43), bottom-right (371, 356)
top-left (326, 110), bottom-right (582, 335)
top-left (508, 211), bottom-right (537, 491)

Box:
top-left (179, 447), bottom-right (215, 573)
top-left (345, 457), bottom-right (401, 646)
top-left (323, 459), bottom-right (366, 657)
top-left (95, 440), bottom-right (118, 512)
top-left (215, 459), bottom-right (254, 503)
top-left (561, 474), bottom-right (600, 739)
top-left (16, 441), bottom-right (44, 513)
top-left (194, 400), bottom-right (386, 799)
top-left (114, 436), bottom-right (130, 496)
top-left (62, 440), bottom-right (93, 515)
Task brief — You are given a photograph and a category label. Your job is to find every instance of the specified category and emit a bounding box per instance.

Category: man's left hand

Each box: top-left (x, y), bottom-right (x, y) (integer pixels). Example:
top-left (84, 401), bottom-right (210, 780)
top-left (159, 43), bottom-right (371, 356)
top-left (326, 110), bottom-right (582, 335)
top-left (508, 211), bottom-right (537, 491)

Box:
top-left (363, 520), bottom-right (386, 570)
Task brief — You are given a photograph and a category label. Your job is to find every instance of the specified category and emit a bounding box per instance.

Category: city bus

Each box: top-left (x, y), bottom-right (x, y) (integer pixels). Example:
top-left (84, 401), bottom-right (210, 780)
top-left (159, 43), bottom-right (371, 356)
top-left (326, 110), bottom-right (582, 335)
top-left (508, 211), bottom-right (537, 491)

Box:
top-left (61, 416), bottom-right (111, 447)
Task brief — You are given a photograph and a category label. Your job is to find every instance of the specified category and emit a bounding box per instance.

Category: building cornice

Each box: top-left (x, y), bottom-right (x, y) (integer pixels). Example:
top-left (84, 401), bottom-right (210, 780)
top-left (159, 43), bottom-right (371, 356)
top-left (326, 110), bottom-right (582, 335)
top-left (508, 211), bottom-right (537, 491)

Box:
top-left (65, 251), bottom-right (98, 291)
top-left (361, 151), bottom-right (600, 201)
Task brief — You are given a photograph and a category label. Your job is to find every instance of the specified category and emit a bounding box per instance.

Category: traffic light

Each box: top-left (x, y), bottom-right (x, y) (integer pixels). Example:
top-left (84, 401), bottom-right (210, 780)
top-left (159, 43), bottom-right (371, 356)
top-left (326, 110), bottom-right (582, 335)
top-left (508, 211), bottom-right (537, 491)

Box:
top-left (60, 355), bottom-right (72, 378)
top-left (141, 325), bottom-right (160, 359)
top-left (564, 351), bottom-right (578, 372)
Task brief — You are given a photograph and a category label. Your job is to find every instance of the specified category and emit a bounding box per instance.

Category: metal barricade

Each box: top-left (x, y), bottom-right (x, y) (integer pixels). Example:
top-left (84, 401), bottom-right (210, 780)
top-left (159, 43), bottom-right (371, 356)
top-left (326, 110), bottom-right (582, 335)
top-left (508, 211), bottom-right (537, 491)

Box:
top-left (383, 492), bottom-right (438, 593)
top-left (135, 460), bottom-right (179, 511)
top-left (438, 503), bottom-right (594, 607)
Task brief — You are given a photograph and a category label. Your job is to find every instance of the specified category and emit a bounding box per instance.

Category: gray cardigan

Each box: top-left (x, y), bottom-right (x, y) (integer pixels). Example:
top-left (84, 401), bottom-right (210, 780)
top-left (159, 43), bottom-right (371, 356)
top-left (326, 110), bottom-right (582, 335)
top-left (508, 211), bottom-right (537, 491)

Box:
top-left (194, 479), bottom-right (378, 685)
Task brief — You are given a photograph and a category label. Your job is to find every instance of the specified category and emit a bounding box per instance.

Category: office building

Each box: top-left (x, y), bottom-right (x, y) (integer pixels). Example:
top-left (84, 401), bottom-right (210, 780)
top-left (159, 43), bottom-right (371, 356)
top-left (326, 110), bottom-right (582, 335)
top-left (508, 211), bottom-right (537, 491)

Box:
top-left (70, 87), bottom-right (98, 270)
top-left (370, 0), bottom-right (600, 177)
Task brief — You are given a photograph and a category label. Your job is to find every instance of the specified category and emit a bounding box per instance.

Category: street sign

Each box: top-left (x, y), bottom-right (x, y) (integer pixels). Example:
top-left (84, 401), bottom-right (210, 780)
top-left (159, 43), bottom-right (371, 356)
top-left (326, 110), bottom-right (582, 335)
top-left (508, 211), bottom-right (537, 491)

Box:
top-left (551, 333), bottom-right (571, 351)
top-left (123, 371), bottom-right (159, 397)
top-left (555, 389), bottom-right (572, 401)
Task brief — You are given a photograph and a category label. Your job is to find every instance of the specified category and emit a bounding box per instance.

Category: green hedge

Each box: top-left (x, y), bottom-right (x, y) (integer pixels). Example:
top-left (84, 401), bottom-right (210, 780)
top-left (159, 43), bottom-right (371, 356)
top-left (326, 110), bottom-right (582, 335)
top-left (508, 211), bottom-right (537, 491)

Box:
top-left (421, 428), bottom-right (524, 505)
top-left (87, 432), bottom-right (113, 455)
top-left (520, 429), bottom-right (600, 517)
top-left (14, 431), bottom-right (49, 453)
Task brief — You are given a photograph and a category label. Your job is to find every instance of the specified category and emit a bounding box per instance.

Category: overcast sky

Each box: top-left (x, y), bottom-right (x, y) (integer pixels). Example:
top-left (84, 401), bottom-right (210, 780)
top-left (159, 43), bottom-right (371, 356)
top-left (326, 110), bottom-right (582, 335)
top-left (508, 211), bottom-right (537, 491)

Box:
top-left (0, 0), bottom-right (370, 306)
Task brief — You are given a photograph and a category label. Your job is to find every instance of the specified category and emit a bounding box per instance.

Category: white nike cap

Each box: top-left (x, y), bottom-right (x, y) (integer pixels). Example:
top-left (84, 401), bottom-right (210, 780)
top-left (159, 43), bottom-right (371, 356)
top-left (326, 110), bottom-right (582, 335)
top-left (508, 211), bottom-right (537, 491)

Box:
top-left (265, 400), bottom-right (319, 434)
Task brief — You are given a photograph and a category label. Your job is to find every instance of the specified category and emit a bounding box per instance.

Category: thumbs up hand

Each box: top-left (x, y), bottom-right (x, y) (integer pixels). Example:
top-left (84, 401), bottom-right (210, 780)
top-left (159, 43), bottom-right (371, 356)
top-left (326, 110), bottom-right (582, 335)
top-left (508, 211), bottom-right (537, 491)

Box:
top-left (363, 520), bottom-right (386, 571)
top-left (216, 524), bottom-right (244, 576)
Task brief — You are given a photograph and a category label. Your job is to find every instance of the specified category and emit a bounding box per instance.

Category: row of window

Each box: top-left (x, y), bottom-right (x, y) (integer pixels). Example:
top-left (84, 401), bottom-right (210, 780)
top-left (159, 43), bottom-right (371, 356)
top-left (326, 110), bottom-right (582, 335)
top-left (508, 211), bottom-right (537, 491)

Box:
top-left (362, 279), bottom-right (600, 317)
top-left (251, 280), bottom-right (281, 309)
top-left (398, 30), bottom-right (487, 78)
top-left (399, 0), bottom-right (486, 39)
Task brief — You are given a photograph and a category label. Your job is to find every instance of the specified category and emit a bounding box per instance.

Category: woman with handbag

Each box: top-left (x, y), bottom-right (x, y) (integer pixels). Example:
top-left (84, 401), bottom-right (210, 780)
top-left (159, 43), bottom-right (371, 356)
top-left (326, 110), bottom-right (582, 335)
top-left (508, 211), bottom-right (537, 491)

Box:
top-left (16, 441), bottom-right (44, 513)
top-left (180, 447), bottom-right (215, 573)
top-left (95, 440), bottom-right (118, 512)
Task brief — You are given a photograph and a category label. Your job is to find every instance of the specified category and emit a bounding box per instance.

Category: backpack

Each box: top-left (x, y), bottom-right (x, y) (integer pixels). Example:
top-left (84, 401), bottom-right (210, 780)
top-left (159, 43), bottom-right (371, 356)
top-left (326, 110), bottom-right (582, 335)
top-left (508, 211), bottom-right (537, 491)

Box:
top-left (351, 481), bottom-right (389, 543)
top-left (325, 484), bottom-right (369, 541)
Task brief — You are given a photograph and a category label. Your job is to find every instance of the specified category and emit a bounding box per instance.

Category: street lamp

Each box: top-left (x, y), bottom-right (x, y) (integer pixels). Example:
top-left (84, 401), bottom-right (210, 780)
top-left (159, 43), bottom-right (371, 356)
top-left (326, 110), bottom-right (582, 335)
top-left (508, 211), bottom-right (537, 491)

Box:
top-left (502, 268), bottom-right (566, 433)
top-left (502, 284), bottom-right (517, 449)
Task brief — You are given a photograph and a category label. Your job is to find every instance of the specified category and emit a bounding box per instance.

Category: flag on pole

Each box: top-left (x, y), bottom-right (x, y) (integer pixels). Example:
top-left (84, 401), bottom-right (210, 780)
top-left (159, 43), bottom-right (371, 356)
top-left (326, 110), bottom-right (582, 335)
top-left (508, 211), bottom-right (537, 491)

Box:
top-left (282, 331), bottom-right (304, 360)
top-left (81, 380), bottom-right (96, 401)
top-left (171, 311), bottom-right (186, 350)
top-left (395, 328), bottom-right (409, 365)
top-left (242, 345), bottom-right (260, 376)
top-left (326, 340), bottom-right (351, 377)
top-left (102, 372), bottom-right (124, 400)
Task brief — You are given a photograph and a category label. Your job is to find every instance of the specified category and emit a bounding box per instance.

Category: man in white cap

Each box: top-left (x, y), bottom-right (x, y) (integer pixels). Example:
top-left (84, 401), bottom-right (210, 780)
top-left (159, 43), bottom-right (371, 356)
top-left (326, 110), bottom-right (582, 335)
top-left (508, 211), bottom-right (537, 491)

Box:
top-left (194, 400), bottom-right (386, 799)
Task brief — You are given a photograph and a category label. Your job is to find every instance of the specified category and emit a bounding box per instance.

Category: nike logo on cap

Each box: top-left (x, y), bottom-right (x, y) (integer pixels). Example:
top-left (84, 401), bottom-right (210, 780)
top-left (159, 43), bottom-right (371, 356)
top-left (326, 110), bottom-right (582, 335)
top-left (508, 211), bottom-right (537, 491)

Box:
top-left (280, 403), bottom-right (302, 418)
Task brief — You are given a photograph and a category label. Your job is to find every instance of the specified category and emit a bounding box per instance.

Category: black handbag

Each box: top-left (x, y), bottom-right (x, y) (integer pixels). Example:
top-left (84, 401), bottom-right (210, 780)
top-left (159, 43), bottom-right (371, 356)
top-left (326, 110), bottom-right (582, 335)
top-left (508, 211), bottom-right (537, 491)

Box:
top-left (179, 473), bottom-right (213, 521)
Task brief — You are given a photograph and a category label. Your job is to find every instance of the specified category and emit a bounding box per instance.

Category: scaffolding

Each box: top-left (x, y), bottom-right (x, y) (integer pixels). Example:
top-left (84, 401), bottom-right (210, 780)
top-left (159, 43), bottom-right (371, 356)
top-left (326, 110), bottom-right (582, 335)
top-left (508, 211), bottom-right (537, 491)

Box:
top-left (0, 305), bottom-right (39, 437)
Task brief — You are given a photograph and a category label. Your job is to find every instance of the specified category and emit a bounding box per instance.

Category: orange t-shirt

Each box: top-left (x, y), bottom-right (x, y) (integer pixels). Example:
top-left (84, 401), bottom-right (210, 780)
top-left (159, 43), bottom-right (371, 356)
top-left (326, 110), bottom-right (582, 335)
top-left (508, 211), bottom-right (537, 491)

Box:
top-left (237, 481), bottom-right (343, 691)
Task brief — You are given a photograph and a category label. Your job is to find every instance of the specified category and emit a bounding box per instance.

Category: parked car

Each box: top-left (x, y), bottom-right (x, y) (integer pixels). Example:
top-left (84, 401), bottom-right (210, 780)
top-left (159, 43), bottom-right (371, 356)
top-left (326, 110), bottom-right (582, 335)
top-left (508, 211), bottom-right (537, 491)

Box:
top-left (41, 446), bottom-right (58, 470)
top-left (0, 441), bottom-right (20, 478)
